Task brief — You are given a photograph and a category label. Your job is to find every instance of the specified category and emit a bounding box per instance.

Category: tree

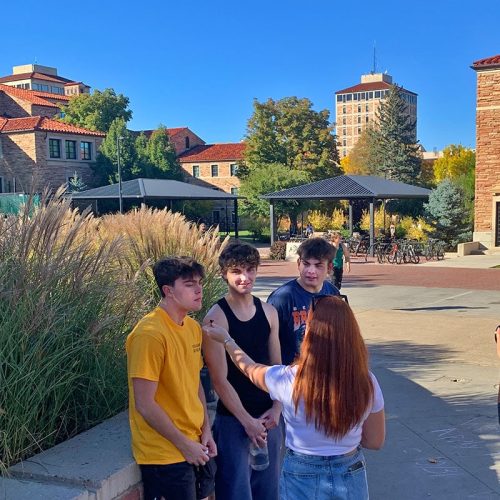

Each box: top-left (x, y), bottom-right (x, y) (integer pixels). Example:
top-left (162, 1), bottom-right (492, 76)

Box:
top-left (67, 171), bottom-right (87, 193)
top-left (242, 97), bottom-right (340, 181)
top-left (374, 85), bottom-right (421, 184)
top-left (238, 162), bottom-right (311, 223)
top-left (146, 126), bottom-right (182, 180)
top-left (94, 117), bottom-right (137, 184)
top-left (433, 144), bottom-right (475, 183)
top-left (60, 89), bottom-right (132, 132)
top-left (342, 126), bottom-right (380, 175)
top-left (424, 179), bottom-right (471, 248)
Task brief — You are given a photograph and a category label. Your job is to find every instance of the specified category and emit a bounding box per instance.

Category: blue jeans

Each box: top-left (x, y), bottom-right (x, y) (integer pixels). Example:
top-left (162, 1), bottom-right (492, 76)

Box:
top-left (280, 447), bottom-right (369, 500)
top-left (213, 414), bottom-right (283, 500)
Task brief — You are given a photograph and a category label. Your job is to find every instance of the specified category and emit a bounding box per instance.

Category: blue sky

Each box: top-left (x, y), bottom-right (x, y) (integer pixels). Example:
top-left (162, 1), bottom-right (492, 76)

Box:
top-left (2, 0), bottom-right (499, 151)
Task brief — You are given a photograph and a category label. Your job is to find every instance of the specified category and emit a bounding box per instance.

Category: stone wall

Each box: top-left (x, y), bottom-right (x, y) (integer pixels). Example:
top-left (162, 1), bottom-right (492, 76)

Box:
top-left (0, 132), bottom-right (38, 192)
top-left (180, 159), bottom-right (240, 193)
top-left (474, 67), bottom-right (500, 247)
top-left (0, 92), bottom-right (32, 118)
top-left (170, 129), bottom-right (205, 155)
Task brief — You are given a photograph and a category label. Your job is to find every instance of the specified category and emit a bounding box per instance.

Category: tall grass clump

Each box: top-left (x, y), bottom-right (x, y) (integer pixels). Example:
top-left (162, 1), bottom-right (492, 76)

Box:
top-left (0, 194), bottom-right (227, 472)
top-left (98, 207), bottom-right (229, 322)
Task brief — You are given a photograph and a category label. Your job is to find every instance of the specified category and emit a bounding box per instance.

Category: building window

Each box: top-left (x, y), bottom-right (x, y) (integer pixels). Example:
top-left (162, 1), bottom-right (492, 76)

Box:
top-left (80, 141), bottom-right (92, 160)
top-left (211, 164), bottom-right (219, 177)
top-left (358, 127), bottom-right (362, 134)
top-left (342, 106), bottom-right (346, 114)
top-left (375, 91), bottom-right (381, 98)
top-left (357, 105), bottom-right (361, 113)
top-left (185, 136), bottom-right (190, 149)
top-left (342, 149), bottom-right (347, 157)
top-left (366, 116), bottom-right (369, 123)
top-left (192, 165), bottom-right (200, 178)
top-left (65, 140), bottom-right (77, 160)
top-left (342, 117), bottom-right (346, 125)
top-left (346, 94), bottom-right (352, 101)
top-left (49, 139), bottom-right (61, 158)
top-left (366, 104), bottom-right (369, 112)
top-left (357, 117), bottom-right (361, 124)
top-left (336, 95), bottom-right (342, 102)
top-left (342, 128), bottom-right (346, 136)
top-left (213, 210), bottom-right (220, 223)
top-left (230, 187), bottom-right (239, 195)
top-left (230, 163), bottom-right (238, 176)
top-left (342, 139), bottom-right (347, 146)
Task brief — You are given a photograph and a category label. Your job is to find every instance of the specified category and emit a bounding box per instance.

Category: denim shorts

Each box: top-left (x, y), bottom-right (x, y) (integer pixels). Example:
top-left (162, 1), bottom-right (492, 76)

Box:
top-left (280, 447), bottom-right (368, 500)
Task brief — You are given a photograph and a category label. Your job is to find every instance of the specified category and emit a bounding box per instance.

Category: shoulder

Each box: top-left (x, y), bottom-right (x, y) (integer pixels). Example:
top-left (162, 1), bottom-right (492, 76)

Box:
top-left (268, 280), bottom-right (296, 301)
top-left (261, 300), bottom-right (279, 324)
top-left (203, 302), bottom-right (229, 329)
top-left (322, 281), bottom-right (340, 295)
top-left (184, 315), bottom-right (202, 333)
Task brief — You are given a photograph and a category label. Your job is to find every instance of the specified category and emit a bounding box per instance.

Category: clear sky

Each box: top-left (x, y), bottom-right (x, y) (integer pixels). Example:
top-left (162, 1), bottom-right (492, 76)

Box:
top-left (2, 0), bottom-right (499, 151)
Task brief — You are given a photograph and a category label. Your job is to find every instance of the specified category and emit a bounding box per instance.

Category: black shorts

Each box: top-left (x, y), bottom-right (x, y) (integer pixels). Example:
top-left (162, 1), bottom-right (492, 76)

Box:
top-left (140, 459), bottom-right (216, 500)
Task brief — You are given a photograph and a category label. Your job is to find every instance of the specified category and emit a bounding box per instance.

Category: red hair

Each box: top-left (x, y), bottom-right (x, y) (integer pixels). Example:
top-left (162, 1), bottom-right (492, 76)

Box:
top-left (292, 296), bottom-right (373, 438)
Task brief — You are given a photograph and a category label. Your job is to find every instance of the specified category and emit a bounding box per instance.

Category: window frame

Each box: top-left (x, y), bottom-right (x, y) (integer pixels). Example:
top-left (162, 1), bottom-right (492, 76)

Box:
top-left (80, 141), bottom-right (92, 161)
top-left (49, 138), bottom-right (61, 159)
top-left (211, 164), bottom-right (219, 177)
top-left (192, 165), bottom-right (200, 178)
top-left (65, 140), bottom-right (77, 160)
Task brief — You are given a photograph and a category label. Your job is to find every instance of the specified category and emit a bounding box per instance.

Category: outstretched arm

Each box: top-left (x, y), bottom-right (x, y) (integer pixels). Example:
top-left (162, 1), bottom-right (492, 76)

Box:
top-left (203, 322), bottom-right (270, 392)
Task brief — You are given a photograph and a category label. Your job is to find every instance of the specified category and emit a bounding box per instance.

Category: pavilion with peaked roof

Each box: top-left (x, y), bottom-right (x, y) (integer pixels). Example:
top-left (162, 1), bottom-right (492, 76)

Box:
top-left (261, 175), bottom-right (431, 247)
top-left (70, 178), bottom-right (241, 237)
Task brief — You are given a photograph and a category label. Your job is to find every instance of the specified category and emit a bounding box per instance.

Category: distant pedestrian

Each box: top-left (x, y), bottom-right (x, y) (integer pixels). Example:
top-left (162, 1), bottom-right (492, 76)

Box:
top-left (204, 295), bottom-right (385, 500)
top-left (330, 231), bottom-right (351, 290)
top-left (304, 223), bottom-right (314, 238)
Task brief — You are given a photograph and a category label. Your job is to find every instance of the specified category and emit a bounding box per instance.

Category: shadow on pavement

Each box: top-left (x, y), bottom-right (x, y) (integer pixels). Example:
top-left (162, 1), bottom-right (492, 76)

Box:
top-left (366, 341), bottom-right (499, 499)
top-left (395, 306), bottom-right (488, 312)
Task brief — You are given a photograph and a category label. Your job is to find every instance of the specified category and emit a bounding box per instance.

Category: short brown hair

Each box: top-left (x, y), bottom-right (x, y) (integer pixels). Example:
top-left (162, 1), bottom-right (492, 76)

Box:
top-left (297, 237), bottom-right (336, 262)
top-left (153, 256), bottom-right (205, 297)
top-left (218, 241), bottom-right (260, 273)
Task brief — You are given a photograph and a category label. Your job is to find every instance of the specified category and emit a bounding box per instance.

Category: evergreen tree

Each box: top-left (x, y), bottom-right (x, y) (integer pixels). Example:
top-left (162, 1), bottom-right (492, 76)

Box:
top-left (374, 85), bottom-right (421, 183)
top-left (94, 118), bottom-right (136, 184)
top-left (424, 179), bottom-right (471, 247)
top-left (67, 171), bottom-right (87, 192)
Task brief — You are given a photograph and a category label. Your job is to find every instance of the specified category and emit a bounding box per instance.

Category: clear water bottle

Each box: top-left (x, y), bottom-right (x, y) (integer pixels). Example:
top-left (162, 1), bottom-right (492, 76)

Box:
top-left (249, 440), bottom-right (269, 471)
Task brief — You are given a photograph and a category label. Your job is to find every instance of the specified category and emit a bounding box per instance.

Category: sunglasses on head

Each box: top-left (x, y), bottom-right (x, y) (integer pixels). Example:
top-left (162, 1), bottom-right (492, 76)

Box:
top-left (311, 293), bottom-right (349, 311)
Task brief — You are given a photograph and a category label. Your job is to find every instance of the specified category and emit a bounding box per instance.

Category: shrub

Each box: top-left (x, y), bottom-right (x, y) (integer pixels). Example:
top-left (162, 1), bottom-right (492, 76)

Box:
top-left (270, 241), bottom-right (287, 260)
top-left (331, 208), bottom-right (347, 229)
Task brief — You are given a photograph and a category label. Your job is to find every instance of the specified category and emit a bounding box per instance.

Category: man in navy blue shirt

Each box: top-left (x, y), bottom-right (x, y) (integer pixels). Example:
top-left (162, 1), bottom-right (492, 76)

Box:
top-left (268, 237), bottom-right (339, 365)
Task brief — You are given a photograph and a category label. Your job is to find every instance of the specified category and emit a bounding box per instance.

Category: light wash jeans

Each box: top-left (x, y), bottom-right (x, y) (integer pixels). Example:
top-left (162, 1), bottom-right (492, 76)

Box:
top-left (280, 447), bottom-right (369, 500)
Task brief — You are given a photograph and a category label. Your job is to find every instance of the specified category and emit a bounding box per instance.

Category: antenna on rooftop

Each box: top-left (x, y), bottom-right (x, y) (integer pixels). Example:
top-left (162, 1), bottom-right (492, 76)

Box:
top-left (372, 41), bottom-right (377, 74)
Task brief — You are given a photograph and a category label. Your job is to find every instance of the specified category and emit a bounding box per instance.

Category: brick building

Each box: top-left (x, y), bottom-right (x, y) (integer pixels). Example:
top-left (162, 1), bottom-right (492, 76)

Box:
top-left (0, 83), bottom-right (104, 193)
top-left (0, 64), bottom-right (90, 97)
top-left (472, 55), bottom-right (500, 249)
top-left (335, 72), bottom-right (417, 158)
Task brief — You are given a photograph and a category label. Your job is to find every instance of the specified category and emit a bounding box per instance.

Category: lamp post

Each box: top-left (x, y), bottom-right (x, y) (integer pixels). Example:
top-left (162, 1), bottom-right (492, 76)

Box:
top-left (116, 136), bottom-right (123, 214)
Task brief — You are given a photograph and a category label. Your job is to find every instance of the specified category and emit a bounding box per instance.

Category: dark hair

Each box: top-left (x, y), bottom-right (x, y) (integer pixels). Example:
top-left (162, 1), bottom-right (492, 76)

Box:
top-left (218, 241), bottom-right (260, 273)
top-left (292, 296), bottom-right (373, 438)
top-left (153, 256), bottom-right (205, 297)
top-left (297, 237), bottom-right (336, 262)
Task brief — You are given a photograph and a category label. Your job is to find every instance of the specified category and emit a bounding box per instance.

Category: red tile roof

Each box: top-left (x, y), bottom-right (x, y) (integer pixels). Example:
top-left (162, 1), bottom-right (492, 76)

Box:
top-left (0, 83), bottom-right (60, 107)
top-left (0, 116), bottom-right (105, 137)
top-left (178, 143), bottom-right (245, 162)
top-left (336, 81), bottom-right (416, 96)
top-left (139, 127), bottom-right (188, 139)
top-left (472, 55), bottom-right (500, 70)
top-left (31, 90), bottom-right (71, 102)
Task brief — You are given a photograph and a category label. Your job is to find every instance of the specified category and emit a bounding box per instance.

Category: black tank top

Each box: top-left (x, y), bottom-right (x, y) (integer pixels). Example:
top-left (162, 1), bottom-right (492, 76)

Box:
top-left (216, 296), bottom-right (273, 418)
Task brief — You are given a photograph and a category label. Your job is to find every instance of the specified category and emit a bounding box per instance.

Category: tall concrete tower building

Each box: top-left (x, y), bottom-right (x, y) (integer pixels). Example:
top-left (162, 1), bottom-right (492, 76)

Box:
top-left (335, 72), bottom-right (417, 158)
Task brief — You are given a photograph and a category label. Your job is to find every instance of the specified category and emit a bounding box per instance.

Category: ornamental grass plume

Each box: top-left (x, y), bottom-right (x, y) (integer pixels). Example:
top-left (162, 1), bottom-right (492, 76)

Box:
top-left (0, 194), bottom-right (227, 472)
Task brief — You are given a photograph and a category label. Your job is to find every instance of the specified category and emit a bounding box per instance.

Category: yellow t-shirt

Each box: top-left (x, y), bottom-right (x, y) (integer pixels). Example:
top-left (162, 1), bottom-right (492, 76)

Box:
top-left (126, 307), bottom-right (204, 464)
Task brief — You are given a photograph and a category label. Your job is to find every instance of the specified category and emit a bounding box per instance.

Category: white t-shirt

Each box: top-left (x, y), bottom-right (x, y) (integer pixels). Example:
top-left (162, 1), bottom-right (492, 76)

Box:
top-left (265, 365), bottom-right (384, 456)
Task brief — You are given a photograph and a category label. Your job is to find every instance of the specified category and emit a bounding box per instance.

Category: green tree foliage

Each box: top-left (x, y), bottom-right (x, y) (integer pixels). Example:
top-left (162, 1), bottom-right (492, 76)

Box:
top-left (95, 118), bottom-right (137, 184)
top-left (374, 86), bottom-right (421, 183)
top-left (60, 88), bottom-right (132, 133)
top-left (424, 179), bottom-right (471, 248)
top-left (342, 126), bottom-right (380, 175)
top-left (238, 163), bottom-right (310, 222)
top-left (146, 126), bottom-right (182, 180)
top-left (67, 171), bottom-right (87, 193)
top-left (241, 97), bottom-right (340, 181)
top-left (433, 145), bottom-right (475, 183)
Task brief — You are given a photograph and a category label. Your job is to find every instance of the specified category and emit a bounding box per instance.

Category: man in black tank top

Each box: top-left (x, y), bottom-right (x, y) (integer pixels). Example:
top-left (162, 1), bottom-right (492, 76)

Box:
top-left (203, 242), bottom-right (282, 500)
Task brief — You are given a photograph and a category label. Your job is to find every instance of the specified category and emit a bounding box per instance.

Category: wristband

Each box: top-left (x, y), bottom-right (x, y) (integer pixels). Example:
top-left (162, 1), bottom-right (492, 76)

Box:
top-left (223, 337), bottom-right (234, 347)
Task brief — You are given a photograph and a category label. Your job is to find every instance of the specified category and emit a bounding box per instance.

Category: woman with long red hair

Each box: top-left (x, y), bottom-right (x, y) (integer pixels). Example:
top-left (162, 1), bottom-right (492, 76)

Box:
top-left (203, 295), bottom-right (385, 500)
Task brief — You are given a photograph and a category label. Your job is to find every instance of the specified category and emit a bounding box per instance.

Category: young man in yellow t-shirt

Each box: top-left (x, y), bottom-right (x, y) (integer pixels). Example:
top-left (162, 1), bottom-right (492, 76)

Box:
top-left (126, 256), bottom-right (217, 500)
